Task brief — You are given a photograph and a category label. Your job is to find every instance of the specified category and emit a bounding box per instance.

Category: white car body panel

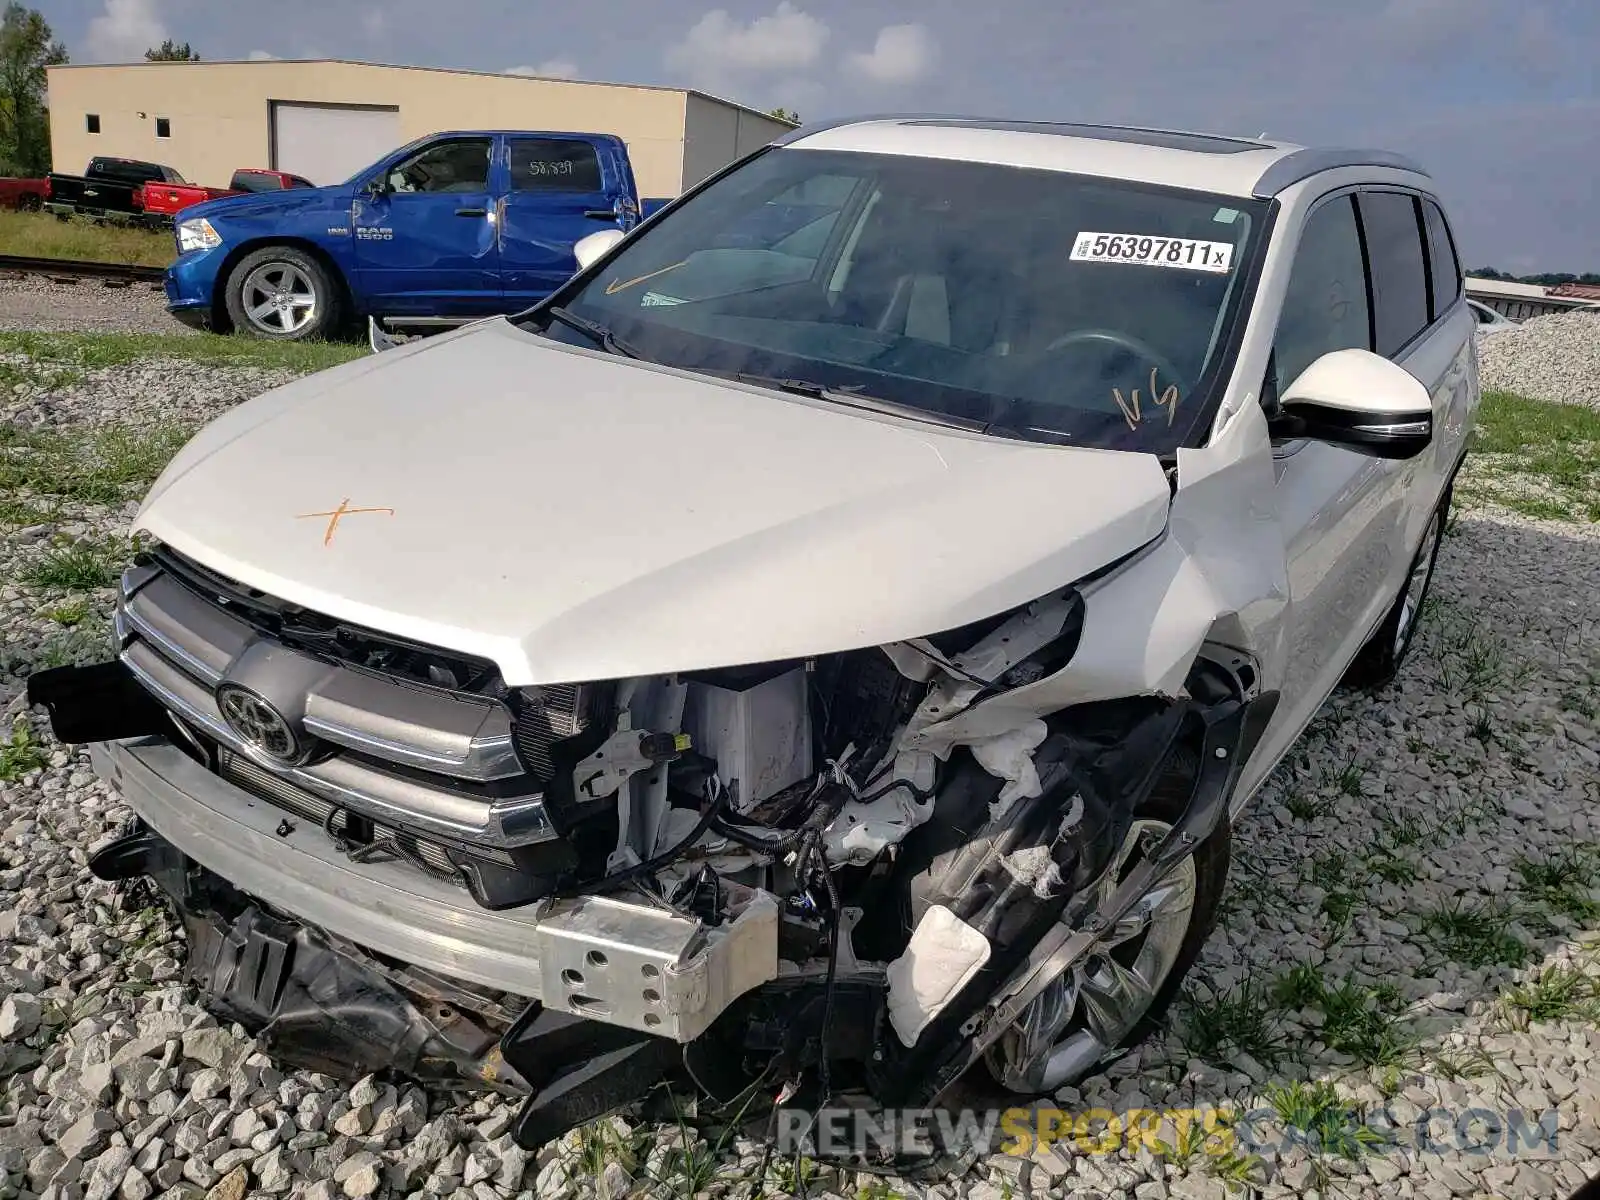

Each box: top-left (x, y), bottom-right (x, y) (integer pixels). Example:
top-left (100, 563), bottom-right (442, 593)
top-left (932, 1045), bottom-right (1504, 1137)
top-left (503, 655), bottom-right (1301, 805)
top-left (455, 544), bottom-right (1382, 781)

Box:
top-left (134, 319), bottom-right (1173, 687)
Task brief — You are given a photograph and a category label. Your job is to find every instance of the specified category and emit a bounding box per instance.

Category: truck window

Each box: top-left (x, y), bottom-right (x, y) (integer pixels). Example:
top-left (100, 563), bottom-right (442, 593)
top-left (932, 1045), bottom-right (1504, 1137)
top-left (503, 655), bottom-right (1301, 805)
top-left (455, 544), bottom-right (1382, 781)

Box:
top-left (508, 138), bottom-right (603, 193)
top-left (384, 139), bottom-right (492, 195)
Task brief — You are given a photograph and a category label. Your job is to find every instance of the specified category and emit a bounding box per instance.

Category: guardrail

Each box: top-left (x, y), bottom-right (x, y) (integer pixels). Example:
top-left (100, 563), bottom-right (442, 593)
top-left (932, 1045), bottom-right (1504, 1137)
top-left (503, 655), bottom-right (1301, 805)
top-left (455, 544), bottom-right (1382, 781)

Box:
top-left (0, 254), bottom-right (165, 284)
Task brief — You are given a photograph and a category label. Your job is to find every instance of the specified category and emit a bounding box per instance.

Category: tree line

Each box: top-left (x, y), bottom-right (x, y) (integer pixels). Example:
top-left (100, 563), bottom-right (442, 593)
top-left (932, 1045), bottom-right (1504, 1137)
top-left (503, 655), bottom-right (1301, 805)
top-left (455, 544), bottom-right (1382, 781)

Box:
top-left (0, 4), bottom-right (194, 175)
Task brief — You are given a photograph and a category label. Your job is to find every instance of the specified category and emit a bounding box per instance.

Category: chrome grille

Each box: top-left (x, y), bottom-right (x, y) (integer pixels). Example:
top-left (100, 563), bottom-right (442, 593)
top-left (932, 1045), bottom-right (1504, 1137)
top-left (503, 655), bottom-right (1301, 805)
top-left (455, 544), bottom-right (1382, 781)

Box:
top-left (114, 559), bottom-right (559, 855)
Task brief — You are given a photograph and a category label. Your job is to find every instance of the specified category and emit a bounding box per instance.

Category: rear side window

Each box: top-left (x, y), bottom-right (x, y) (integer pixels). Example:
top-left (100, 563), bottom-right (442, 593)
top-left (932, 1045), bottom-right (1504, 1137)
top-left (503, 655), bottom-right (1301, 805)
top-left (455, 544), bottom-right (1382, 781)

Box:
top-left (509, 138), bottom-right (603, 193)
top-left (1274, 195), bottom-right (1371, 389)
top-left (1422, 198), bottom-right (1462, 318)
top-left (1357, 190), bottom-right (1430, 357)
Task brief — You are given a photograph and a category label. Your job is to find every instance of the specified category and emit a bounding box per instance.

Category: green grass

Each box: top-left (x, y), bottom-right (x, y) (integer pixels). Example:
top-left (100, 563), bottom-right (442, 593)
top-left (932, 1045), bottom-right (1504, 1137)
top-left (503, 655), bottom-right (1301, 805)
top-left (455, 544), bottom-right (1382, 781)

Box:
top-left (1462, 389), bottom-right (1600, 522)
top-left (0, 209), bottom-right (173, 267)
top-left (42, 598), bottom-right (92, 627)
top-left (0, 496), bottom-right (56, 526)
top-left (0, 423), bottom-right (193, 505)
top-left (1419, 898), bottom-right (1531, 970)
top-left (19, 537), bottom-right (130, 591)
top-left (1177, 979), bottom-right (1285, 1066)
top-left (1261, 1080), bottom-right (1385, 1160)
top-left (1499, 964), bottom-right (1600, 1028)
top-left (0, 329), bottom-right (365, 375)
top-left (1514, 847), bottom-right (1600, 927)
top-left (0, 720), bottom-right (49, 781)
top-left (1272, 967), bottom-right (1416, 1068)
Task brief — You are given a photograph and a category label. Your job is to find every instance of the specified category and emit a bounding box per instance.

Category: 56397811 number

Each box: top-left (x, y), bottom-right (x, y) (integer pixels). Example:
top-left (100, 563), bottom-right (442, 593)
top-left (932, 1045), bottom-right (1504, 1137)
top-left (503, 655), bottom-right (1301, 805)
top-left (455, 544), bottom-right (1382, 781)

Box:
top-left (1070, 231), bottom-right (1235, 274)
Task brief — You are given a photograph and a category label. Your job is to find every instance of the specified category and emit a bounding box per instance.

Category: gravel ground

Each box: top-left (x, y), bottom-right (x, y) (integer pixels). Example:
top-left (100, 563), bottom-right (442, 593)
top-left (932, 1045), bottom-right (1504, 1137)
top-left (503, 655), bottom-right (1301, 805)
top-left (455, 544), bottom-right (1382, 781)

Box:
top-left (1477, 310), bottom-right (1600, 408)
top-left (2, 347), bottom-right (1599, 1200)
top-left (0, 276), bottom-right (184, 337)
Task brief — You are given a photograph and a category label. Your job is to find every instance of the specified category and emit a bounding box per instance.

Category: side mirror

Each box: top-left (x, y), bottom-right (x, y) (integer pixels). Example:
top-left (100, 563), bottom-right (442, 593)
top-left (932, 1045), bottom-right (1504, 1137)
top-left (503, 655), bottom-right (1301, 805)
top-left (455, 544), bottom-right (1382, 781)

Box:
top-left (1273, 349), bottom-right (1433, 460)
top-left (364, 177), bottom-right (389, 200)
top-left (573, 228), bottom-right (626, 272)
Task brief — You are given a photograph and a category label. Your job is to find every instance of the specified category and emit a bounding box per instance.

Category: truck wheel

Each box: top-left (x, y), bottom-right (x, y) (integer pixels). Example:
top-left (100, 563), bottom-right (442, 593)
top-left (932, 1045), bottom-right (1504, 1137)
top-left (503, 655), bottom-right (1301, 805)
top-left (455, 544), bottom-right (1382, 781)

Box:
top-left (224, 247), bottom-right (340, 341)
top-left (19, 194), bottom-right (42, 212)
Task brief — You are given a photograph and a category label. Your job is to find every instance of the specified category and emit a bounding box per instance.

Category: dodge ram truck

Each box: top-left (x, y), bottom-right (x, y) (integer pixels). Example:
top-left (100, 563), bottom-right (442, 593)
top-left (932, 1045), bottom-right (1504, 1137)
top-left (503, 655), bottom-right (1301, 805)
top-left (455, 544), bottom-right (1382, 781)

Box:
top-left (163, 130), bottom-right (669, 341)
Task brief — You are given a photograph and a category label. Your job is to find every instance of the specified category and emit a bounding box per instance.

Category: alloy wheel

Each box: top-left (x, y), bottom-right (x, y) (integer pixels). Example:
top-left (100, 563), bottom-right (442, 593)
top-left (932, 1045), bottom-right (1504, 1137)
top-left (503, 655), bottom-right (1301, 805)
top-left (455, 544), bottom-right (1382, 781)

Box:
top-left (240, 261), bottom-right (318, 336)
top-left (991, 819), bottom-right (1198, 1093)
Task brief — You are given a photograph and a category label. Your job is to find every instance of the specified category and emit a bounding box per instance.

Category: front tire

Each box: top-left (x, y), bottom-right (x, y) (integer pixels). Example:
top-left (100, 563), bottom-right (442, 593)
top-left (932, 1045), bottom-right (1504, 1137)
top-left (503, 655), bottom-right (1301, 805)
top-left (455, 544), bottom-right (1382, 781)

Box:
top-left (223, 246), bottom-right (340, 341)
top-left (1343, 485), bottom-right (1450, 690)
top-left (985, 744), bottom-right (1230, 1096)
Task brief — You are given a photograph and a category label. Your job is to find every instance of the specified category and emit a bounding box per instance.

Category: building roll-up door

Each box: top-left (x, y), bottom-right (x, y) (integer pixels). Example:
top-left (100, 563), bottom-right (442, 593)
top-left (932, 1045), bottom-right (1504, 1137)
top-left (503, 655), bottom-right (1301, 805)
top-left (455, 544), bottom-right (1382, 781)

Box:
top-left (270, 102), bottom-right (402, 186)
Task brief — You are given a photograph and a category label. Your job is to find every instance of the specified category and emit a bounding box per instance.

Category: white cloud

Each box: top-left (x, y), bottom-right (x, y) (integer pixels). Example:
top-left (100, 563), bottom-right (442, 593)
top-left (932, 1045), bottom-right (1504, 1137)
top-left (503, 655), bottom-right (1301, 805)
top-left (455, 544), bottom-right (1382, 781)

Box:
top-left (85, 0), bottom-right (167, 63)
top-left (665, 2), bottom-right (830, 84)
top-left (247, 49), bottom-right (279, 61)
top-left (848, 23), bottom-right (939, 85)
top-left (505, 60), bottom-right (581, 79)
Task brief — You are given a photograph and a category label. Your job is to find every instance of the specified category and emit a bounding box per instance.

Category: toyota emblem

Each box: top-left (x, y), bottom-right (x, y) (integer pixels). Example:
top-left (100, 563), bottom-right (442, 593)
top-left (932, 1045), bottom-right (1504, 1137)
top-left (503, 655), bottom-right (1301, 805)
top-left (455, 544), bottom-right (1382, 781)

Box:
top-left (216, 683), bottom-right (303, 764)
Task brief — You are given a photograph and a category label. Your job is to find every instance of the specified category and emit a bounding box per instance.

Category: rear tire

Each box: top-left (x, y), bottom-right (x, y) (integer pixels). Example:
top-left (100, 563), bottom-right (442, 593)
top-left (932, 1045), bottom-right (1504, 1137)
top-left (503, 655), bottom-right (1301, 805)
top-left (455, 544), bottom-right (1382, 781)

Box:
top-left (1342, 485), bottom-right (1450, 690)
top-left (19, 194), bottom-right (42, 212)
top-left (223, 246), bottom-right (341, 341)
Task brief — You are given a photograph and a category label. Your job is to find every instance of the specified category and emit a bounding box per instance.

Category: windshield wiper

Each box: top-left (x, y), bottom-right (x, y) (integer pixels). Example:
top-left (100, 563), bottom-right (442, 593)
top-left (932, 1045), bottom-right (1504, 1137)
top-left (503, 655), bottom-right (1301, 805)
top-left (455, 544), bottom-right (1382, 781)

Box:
top-left (543, 306), bottom-right (642, 359)
top-left (729, 372), bottom-right (997, 435)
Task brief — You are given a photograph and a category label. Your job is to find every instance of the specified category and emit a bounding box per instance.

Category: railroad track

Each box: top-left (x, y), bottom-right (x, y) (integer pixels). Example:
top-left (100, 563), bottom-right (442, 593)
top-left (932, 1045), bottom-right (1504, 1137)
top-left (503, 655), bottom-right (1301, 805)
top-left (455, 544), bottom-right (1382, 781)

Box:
top-left (0, 254), bottom-right (164, 284)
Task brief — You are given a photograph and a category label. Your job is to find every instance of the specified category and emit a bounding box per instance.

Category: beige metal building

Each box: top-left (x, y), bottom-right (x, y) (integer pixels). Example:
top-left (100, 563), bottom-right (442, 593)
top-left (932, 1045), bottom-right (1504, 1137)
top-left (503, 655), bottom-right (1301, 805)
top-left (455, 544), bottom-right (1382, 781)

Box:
top-left (45, 60), bottom-right (793, 198)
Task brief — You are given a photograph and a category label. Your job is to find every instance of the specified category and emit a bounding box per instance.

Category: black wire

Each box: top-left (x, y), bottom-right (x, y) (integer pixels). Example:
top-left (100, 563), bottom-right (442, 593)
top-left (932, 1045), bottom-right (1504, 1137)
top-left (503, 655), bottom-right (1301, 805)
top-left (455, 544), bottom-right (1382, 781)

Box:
top-left (562, 782), bottom-right (734, 897)
top-left (813, 830), bottom-right (843, 1110)
top-left (852, 777), bottom-right (935, 806)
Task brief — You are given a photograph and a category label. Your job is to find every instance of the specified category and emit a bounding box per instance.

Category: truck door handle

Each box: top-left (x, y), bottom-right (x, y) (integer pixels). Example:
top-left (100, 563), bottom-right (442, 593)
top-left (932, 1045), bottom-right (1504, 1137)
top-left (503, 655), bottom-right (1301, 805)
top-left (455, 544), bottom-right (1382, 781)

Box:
top-left (455, 207), bottom-right (488, 217)
top-left (584, 209), bottom-right (619, 220)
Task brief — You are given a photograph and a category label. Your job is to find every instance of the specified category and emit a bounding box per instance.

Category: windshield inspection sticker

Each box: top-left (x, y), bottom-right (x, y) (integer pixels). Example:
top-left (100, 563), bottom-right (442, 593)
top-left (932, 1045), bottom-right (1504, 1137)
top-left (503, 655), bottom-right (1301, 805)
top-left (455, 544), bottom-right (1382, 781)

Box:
top-left (1070, 232), bottom-right (1234, 274)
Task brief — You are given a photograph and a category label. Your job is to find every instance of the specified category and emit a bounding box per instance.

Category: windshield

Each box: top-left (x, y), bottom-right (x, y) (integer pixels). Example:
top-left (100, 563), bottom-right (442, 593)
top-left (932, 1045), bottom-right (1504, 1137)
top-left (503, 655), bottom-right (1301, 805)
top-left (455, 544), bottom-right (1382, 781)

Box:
top-left (525, 147), bottom-right (1267, 453)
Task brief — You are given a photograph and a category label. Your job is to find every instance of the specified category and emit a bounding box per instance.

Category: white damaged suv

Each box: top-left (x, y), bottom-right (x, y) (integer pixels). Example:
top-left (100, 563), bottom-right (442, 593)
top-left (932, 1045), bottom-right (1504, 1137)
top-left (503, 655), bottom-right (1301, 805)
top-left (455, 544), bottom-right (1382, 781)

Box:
top-left (30, 117), bottom-right (1477, 1151)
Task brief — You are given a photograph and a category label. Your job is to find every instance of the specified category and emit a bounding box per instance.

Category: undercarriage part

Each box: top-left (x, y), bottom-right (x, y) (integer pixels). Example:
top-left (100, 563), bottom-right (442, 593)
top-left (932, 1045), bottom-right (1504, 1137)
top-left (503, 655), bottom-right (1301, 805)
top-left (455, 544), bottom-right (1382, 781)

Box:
top-left (88, 821), bottom-right (526, 1090)
top-left (501, 1006), bottom-right (680, 1149)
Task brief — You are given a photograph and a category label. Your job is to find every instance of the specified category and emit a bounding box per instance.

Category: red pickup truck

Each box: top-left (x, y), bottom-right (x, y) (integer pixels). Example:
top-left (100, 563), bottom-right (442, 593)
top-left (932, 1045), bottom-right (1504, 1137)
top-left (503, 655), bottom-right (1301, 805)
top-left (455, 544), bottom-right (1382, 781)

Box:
top-left (136, 168), bottom-right (316, 218)
top-left (0, 176), bottom-right (49, 211)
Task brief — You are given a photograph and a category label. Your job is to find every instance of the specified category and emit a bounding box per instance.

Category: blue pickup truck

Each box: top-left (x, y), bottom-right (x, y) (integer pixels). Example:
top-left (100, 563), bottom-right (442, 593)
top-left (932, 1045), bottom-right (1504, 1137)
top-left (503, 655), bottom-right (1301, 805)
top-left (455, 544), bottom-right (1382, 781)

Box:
top-left (165, 130), bottom-right (673, 341)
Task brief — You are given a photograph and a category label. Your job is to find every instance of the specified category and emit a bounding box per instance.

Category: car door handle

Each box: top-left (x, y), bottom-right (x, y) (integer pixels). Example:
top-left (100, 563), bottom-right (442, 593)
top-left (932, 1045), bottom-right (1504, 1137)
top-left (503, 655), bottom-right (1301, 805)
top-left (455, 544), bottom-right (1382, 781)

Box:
top-left (455, 207), bottom-right (488, 217)
top-left (584, 209), bottom-right (619, 220)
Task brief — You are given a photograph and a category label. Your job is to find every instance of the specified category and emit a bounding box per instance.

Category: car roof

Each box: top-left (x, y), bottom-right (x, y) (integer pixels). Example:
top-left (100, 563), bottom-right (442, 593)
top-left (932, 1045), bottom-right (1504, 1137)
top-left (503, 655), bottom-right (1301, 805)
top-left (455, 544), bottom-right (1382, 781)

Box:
top-left (776, 116), bottom-right (1429, 200)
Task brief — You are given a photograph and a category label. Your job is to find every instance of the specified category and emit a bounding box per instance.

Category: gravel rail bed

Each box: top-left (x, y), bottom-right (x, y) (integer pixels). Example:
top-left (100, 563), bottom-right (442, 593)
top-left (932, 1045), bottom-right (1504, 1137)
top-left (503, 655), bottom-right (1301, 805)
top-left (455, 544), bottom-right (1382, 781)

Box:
top-left (0, 276), bottom-right (186, 338)
top-left (1477, 310), bottom-right (1600, 409)
top-left (2, 355), bottom-right (1599, 1200)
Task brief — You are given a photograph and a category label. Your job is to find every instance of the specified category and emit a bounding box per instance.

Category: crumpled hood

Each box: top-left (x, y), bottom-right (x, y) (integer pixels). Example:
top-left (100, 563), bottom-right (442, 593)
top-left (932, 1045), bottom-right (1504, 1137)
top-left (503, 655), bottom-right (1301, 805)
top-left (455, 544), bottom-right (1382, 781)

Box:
top-left (136, 319), bottom-right (1173, 685)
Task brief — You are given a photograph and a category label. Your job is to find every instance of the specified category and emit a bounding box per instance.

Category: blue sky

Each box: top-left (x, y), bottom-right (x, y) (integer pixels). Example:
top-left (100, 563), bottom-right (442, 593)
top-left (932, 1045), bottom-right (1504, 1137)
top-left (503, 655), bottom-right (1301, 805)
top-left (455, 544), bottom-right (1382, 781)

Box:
top-left (41, 0), bottom-right (1600, 272)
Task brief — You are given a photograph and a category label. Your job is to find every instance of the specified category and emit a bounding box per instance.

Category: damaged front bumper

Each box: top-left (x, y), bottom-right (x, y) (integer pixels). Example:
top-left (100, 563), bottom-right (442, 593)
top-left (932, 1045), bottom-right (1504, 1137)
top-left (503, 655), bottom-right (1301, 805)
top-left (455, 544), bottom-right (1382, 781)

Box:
top-left (88, 735), bottom-right (781, 1065)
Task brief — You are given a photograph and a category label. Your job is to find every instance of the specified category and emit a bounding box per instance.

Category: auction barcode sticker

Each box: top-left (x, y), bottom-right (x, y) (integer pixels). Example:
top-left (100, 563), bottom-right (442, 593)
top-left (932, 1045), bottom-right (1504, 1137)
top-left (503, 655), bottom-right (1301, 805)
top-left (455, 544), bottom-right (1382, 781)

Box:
top-left (1070, 231), bottom-right (1235, 274)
